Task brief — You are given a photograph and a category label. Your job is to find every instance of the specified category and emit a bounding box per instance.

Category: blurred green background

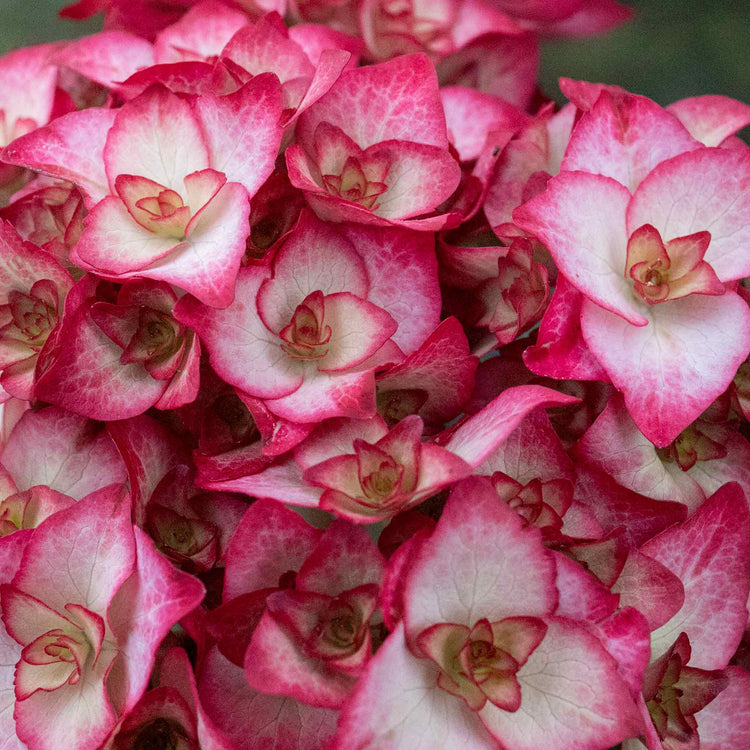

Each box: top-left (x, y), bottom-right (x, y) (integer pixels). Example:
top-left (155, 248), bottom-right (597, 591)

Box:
top-left (0, 0), bottom-right (748, 106)
top-left (540, 0), bottom-right (749, 106)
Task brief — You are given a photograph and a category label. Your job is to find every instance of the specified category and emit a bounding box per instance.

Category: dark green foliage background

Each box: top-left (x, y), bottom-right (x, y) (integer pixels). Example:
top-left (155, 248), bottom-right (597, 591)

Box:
top-left (540, 0), bottom-right (749, 106)
top-left (1, 0), bottom-right (747, 107)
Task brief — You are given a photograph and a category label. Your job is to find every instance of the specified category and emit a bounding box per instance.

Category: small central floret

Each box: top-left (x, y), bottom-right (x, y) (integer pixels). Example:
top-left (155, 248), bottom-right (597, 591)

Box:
top-left (116, 174), bottom-right (193, 239)
top-left (130, 308), bottom-right (180, 363)
top-left (417, 617), bottom-right (548, 712)
top-left (643, 634), bottom-right (728, 744)
top-left (113, 169), bottom-right (227, 243)
top-left (263, 585), bottom-right (379, 667)
top-left (656, 421), bottom-right (727, 471)
top-left (356, 441), bottom-right (404, 503)
top-left (279, 290), bottom-right (332, 359)
top-left (136, 188), bottom-right (184, 219)
top-left (323, 157), bottom-right (389, 210)
top-left (147, 503), bottom-right (218, 573)
top-left (315, 600), bottom-right (363, 656)
top-left (3, 280), bottom-right (59, 351)
top-left (491, 472), bottom-right (570, 537)
top-left (11, 599), bottom-right (106, 702)
top-left (625, 224), bottom-right (724, 305)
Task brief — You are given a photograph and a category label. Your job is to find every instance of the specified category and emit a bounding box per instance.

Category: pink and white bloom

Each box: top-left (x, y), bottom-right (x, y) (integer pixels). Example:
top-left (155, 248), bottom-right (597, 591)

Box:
top-left (337, 477), bottom-right (643, 748)
top-left (3, 79), bottom-right (284, 306)
top-left (628, 632), bottom-right (728, 750)
top-left (0, 45), bottom-right (60, 201)
top-left (0, 405), bottom-right (127, 537)
top-left (515, 147), bottom-right (750, 445)
top-left (242, 519), bottom-right (384, 708)
top-left (200, 412), bottom-right (467, 521)
top-left (574, 393), bottom-right (750, 513)
top-left (199, 500), bottom-right (380, 745)
top-left (302, 414), bottom-right (471, 521)
top-left (176, 212), bottom-right (434, 423)
top-left (286, 54), bottom-right (462, 229)
top-left (114, 10), bottom-right (353, 117)
top-left (143, 464), bottom-right (247, 574)
top-left (0, 485), bottom-right (204, 749)
top-left (200, 384), bottom-right (576, 521)
top-left (72, 81), bottom-right (277, 307)
top-left (0, 222), bottom-right (73, 400)
top-left (440, 233), bottom-right (550, 354)
top-left (220, 12), bottom-right (353, 126)
top-left (0, 182), bottom-right (85, 271)
top-left (34, 277), bottom-right (201, 420)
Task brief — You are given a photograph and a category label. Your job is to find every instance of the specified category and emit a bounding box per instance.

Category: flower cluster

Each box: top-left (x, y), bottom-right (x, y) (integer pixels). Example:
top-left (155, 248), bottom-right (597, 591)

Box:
top-left (0, 0), bottom-right (748, 748)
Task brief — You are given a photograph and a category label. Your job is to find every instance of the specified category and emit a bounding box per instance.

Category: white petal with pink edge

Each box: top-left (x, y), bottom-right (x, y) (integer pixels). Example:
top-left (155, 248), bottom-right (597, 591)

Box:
top-left (103, 85), bottom-right (209, 193)
top-left (626, 147), bottom-right (750, 282)
top-left (191, 74), bottom-right (283, 197)
top-left (641, 483), bottom-right (750, 669)
top-left (336, 623), bottom-right (496, 750)
top-left (54, 31), bottom-right (155, 91)
top-left (198, 647), bottom-right (338, 750)
top-left (154, 0), bottom-right (248, 64)
top-left (403, 477), bottom-right (557, 641)
top-left (73, 196), bottom-right (179, 274)
top-left (1, 109), bottom-right (117, 207)
top-left (12, 654), bottom-right (116, 750)
top-left (0, 407), bottom-right (126, 499)
top-left (205, 460), bottom-right (322, 509)
top-left (561, 92), bottom-right (699, 192)
top-left (295, 54), bottom-right (449, 152)
top-left (264, 368), bottom-right (379, 423)
top-left (514, 170), bottom-right (648, 325)
top-left (444, 385), bottom-right (578, 468)
top-left (667, 95), bottom-right (750, 147)
top-left (478, 618), bottom-right (642, 750)
top-left (317, 292), bottom-right (397, 373)
top-left (106, 527), bottom-right (205, 715)
top-left (368, 141), bottom-right (460, 220)
top-left (11, 485), bottom-right (134, 618)
top-left (222, 498), bottom-right (322, 600)
top-left (581, 291), bottom-right (750, 447)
